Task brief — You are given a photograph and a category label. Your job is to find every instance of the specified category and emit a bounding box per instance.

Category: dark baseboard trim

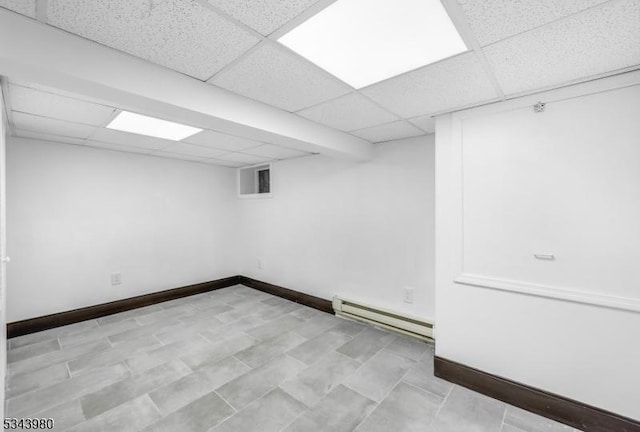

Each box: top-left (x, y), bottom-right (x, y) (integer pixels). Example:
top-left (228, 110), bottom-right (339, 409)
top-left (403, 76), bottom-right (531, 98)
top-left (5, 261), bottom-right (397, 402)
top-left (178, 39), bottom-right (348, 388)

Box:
top-left (239, 276), bottom-right (333, 314)
top-left (434, 356), bottom-right (640, 432)
top-left (7, 276), bottom-right (332, 338)
top-left (7, 275), bottom-right (242, 338)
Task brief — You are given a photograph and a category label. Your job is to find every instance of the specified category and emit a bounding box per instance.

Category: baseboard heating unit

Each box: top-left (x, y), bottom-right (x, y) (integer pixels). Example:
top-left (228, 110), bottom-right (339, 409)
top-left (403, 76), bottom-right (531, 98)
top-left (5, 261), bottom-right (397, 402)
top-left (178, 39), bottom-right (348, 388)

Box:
top-left (332, 296), bottom-right (434, 341)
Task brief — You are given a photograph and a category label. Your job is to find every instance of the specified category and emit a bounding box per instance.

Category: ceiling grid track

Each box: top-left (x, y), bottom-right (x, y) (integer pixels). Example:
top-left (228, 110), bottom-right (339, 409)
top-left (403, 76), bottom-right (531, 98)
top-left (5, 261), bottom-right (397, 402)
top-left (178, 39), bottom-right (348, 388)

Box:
top-left (35, 0), bottom-right (47, 23)
top-left (441, 0), bottom-right (505, 101)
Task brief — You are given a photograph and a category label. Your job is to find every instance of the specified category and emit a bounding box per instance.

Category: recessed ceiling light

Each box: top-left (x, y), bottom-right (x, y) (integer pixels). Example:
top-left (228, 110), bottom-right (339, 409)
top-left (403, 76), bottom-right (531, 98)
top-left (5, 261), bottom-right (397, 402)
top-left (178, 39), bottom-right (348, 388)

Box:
top-left (279, 0), bottom-right (467, 89)
top-left (106, 111), bottom-right (202, 141)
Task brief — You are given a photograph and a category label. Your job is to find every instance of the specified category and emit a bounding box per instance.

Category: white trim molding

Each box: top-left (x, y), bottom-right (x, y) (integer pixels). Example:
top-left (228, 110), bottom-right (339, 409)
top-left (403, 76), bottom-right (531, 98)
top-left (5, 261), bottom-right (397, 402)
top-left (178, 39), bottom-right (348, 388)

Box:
top-left (455, 274), bottom-right (640, 313)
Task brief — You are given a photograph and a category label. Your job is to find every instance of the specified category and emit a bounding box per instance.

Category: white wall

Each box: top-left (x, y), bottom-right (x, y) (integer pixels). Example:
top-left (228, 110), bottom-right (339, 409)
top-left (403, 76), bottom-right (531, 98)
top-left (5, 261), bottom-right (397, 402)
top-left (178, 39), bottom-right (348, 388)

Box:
top-left (435, 74), bottom-right (640, 420)
top-left (6, 138), bottom-right (240, 322)
top-left (1, 82), bottom-right (8, 421)
top-left (238, 135), bottom-right (436, 320)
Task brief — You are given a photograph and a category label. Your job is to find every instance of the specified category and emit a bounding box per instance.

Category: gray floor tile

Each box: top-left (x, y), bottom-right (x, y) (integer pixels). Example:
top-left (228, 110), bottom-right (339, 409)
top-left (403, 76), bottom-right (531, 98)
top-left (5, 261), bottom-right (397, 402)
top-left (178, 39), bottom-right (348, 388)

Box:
top-left (80, 360), bottom-right (191, 419)
top-left (213, 388), bottom-right (307, 432)
top-left (7, 362), bottom-right (131, 417)
top-left (355, 382), bottom-right (441, 432)
top-left (207, 287), bottom-right (249, 302)
top-left (292, 314), bottom-right (341, 339)
top-left (262, 297), bottom-right (290, 307)
top-left (287, 332), bottom-right (352, 366)
top-left (107, 319), bottom-right (184, 345)
top-left (68, 395), bottom-right (160, 432)
top-left (245, 315), bottom-right (305, 341)
top-left (126, 336), bottom-right (211, 375)
top-left (154, 322), bottom-right (208, 345)
top-left (149, 356), bottom-right (249, 415)
top-left (235, 331), bottom-right (307, 368)
top-left (284, 385), bottom-right (376, 432)
top-left (290, 307), bottom-right (325, 321)
top-left (141, 391), bottom-right (235, 432)
top-left (401, 349), bottom-right (452, 398)
top-left (428, 385), bottom-right (506, 432)
top-left (180, 333), bottom-right (258, 371)
top-left (69, 334), bottom-right (161, 375)
top-left (7, 362), bottom-right (70, 398)
top-left (224, 294), bottom-right (268, 308)
top-left (505, 406), bottom-right (574, 432)
top-left (8, 339), bottom-right (111, 376)
top-left (36, 399), bottom-right (86, 431)
top-left (502, 425), bottom-right (529, 432)
top-left (199, 314), bottom-right (266, 342)
top-left (176, 308), bottom-right (228, 327)
top-left (217, 354), bottom-right (306, 409)
top-left (198, 356), bottom-right (252, 389)
top-left (345, 349), bottom-right (414, 402)
top-left (336, 327), bottom-right (396, 363)
top-left (97, 305), bottom-right (163, 326)
top-left (7, 338), bottom-right (60, 363)
top-left (8, 320), bottom-right (99, 349)
top-left (135, 304), bottom-right (196, 326)
top-left (190, 293), bottom-right (239, 309)
top-left (256, 301), bottom-right (301, 320)
top-left (214, 304), bottom-right (268, 324)
top-left (385, 336), bottom-right (430, 361)
top-left (328, 318), bottom-right (367, 338)
top-left (280, 351), bottom-right (361, 407)
top-left (59, 319), bottom-right (140, 348)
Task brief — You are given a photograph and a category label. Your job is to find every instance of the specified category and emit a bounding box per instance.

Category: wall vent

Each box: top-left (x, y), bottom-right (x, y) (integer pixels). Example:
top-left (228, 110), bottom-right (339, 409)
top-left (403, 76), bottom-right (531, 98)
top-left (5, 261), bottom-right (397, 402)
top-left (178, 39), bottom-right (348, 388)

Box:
top-left (332, 296), bottom-right (434, 341)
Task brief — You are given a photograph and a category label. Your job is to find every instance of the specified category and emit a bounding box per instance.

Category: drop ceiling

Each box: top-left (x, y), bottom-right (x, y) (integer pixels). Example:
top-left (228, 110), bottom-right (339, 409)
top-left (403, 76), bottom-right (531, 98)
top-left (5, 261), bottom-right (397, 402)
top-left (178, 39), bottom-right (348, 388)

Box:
top-left (0, 0), bottom-right (638, 155)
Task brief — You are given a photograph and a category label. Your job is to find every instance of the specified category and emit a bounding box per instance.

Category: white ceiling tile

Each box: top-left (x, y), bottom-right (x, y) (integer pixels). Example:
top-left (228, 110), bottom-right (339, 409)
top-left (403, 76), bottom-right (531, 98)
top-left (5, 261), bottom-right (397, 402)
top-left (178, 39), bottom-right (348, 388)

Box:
top-left (351, 121), bottom-right (424, 143)
top-left (182, 129), bottom-right (262, 151)
top-left (13, 129), bottom-right (87, 146)
top-left (207, 0), bottom-right (317, 35)
top-left (0, 0), bottom-right (36, 17)
top-left (245, 144), bottom-right (308, 160)
top-left (10, 84), bottom-right (116, 126)
top-left (204, 158), bottom-right (245, 168)
top-left (12, 112), bottom-right (97, 139)
top-left (361, 52), bottom-right (500, 118)
top-left (209, 43), bottom-right (351, 111)
top-left (85, 140), bottom-right (155, 155)
top-left (150, 151), bottom-right (205, 162)
top-left (47, 0), bottom-right (259, 80)
top-left (215, 152), bottom-right (272, 165)
top-left (297, 93), bottom-right (398, 131)
top-left (159, 142), bottom-right (227, 158)
top-left (90, 128), bottom-right (174, 151)
top-left (456, 0), bottom-right (610, 46)
top-left (483, 0), bottom-right (640, 95)
top-left (408, 115), bottom-right (435, 134)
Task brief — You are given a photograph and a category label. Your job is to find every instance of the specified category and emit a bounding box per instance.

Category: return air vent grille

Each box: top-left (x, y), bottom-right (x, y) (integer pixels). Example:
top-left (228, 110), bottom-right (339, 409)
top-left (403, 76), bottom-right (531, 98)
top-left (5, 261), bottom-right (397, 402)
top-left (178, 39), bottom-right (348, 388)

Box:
top-left (332, 296), bottom-right (434, 341)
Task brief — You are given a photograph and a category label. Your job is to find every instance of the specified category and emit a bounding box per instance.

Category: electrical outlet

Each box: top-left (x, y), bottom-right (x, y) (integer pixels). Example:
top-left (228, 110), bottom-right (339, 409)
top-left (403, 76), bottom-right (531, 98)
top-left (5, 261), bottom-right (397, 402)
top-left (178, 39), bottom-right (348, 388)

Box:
top-left (111, 272), bottom-right (122, 286)
top-left (403, 286), bottom-right (414, 304)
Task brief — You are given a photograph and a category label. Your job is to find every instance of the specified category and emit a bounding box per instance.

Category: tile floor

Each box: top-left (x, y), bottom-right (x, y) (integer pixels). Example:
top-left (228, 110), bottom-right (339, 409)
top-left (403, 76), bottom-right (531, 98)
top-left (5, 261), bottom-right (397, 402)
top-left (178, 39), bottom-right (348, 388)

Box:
top-left (6, 285), bottom-right (583, 432)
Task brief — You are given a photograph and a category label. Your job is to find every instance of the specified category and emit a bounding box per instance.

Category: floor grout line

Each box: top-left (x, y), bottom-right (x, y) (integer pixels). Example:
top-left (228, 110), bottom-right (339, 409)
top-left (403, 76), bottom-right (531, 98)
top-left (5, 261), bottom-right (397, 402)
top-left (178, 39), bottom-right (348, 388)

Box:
top-left (213, 389), bottom-right (238, 413)
top-left (432, 382), bottom-right (455, 421)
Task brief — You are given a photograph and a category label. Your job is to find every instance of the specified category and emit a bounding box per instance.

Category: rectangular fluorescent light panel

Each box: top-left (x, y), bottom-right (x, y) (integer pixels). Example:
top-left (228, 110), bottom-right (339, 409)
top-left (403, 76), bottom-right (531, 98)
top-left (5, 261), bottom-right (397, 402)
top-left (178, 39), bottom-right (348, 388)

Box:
top-left (278, 0), bottom-right (467, 89)
top-left (106, 111), bottom-right (202, 141)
